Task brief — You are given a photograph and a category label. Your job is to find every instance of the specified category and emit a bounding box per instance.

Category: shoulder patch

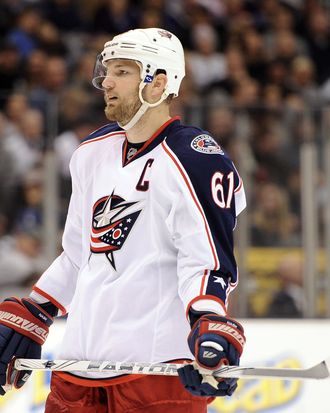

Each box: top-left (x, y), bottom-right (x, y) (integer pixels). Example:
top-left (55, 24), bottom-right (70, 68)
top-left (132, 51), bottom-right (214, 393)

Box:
top-left (191, 135), bottom-right (224, 155)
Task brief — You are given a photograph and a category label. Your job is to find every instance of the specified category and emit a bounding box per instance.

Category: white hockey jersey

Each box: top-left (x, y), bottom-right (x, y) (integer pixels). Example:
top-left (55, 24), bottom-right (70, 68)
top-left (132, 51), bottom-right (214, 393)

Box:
top-left (34, 116), bottom-right (246, 384)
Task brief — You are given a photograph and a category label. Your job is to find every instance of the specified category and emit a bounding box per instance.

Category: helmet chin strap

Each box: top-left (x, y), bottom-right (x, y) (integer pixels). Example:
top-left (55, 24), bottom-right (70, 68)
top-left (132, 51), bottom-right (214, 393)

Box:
top-left (118, 81), bottom-right (168, 131)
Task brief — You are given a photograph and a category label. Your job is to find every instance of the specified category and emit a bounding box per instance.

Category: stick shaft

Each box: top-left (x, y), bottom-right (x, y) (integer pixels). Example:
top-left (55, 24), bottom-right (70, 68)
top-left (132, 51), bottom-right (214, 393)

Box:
top-left (14, 358), bottom-right (330, 380)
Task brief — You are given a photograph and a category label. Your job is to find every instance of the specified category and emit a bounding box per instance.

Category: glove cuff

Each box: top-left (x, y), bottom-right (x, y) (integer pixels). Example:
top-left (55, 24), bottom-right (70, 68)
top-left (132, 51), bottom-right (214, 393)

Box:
top-left (22, 298), bottom-right (56, 326)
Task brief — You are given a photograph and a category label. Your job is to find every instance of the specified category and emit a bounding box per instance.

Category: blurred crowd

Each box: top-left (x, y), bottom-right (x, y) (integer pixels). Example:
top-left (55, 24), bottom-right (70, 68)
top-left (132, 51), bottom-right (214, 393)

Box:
top-left (0, 0), bottom-right (329, 315)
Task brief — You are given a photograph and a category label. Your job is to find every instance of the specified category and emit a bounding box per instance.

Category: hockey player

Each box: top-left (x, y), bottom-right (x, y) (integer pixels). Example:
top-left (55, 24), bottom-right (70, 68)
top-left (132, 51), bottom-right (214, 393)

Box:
top-left (0, 28), bottom-right (246, 412)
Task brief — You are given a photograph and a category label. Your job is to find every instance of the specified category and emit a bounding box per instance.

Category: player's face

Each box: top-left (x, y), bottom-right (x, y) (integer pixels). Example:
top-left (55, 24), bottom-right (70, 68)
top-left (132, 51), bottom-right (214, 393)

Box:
top-left (102, 59), bottom-right (141, 125)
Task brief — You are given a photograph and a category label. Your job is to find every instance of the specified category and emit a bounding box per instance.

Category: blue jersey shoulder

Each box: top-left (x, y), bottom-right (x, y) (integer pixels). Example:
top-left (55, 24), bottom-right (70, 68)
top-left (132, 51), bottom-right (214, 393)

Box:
top-left (165, 123), bottom-right (233, 171)
top-left (82, 122), bottom-right (122, 143)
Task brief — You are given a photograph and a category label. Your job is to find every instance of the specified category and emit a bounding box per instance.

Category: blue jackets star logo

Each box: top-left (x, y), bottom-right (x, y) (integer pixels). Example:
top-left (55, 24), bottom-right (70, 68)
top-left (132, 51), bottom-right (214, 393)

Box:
top-left (90, 191), bottom-right (142, 269)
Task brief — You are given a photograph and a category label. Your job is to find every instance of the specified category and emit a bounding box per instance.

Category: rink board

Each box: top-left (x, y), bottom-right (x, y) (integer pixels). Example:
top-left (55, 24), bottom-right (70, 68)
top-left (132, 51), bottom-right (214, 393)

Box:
top-left (0, 319), bottom-right (329, 413)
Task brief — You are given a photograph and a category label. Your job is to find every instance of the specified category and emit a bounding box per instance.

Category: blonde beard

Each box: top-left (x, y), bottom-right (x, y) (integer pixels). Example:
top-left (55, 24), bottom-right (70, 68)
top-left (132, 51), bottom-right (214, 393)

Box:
top-left (104, 94), bottom-right (142, 126)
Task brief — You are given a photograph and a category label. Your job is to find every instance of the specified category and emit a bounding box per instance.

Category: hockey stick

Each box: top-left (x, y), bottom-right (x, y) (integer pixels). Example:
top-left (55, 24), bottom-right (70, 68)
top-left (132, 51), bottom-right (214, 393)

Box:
top-left (13, 357), bottom-right (330, 380)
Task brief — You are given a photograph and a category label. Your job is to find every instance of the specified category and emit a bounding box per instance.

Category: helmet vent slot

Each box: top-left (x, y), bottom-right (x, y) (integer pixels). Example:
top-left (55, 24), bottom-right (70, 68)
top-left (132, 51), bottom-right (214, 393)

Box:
top-left (141, 46), bottom-right (158, 54)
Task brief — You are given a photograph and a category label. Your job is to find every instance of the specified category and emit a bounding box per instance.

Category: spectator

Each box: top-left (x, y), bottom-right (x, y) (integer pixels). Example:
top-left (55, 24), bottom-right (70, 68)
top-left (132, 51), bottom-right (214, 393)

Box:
top-left (210, 46), bottom-right (249, 97)
top-left (240, 28), bottom-right (268, 82)
top-left (223, 0), bottom-right (254, 42)
top-left (185, 1), bottom-right (217, 32)
top-left (288, 56), bottom-right (321, 107)
top-left (251, 182), bottom-right (300, 246)
top-left (265, 58), bottom-right (290, 96)
top-left (267, 254), bottom-right (304, 318)
top-left (41, 0), bottom-right (84, 32)
top-left (0, 2), bottom-right (15, 37)
top-left (169, 72), bottom-right (202, 124)
top-left (204, 106), bottom-right (236, 150)
top-left (28, 55), bottom-right (68, 114)
top-left (58, 87), bottom-right (96, 132)
top-left (38, 55), bottom-right (68, 93)
top-left (304, 6), bottom-right (330, 85)
top-left (186, 23), bottom-right (227, 92)
top-left (0, 228), bottom-right (46, 301)
top-left (262, 83), bottom-right (283, 110)
top-left (271, 29), bottom-right (299, 66)
top-left (14, 167), bottom-right (44, 234)
top-left (20, 48), bottom-right (47, 92)
top-left (139, 6), bottom-right (164, 29)
top-left (3, 92), bottom-right (29, 133)
top-left (91, 0), bottom-right (138, 34)
top-left (6, 7), bottom-right (42, 60)
top-left (251, 128), bottom-right (292, 184)
top-left (140, 0), bottom-right (189, 43)
top-left (54, 115), bottom-right (99, 180)
top-left (204, 106), bottom-right (246, 165)
top-left (0, 112), bottom-right (18, 224)
top-left (37, 20), bottom-right (68, 57)
top-left (3, 108), bottom-right (44, 180)
top-left (54, 115), bottom-right (100, 209)
top-left (0, 42), bottom-right (20, 100)
top-left (71, 51), bottom-right (100, 93)
top-left (232, 77), bottom-right (260, 109)
top-left (263, 3), bottom-right (307, 56)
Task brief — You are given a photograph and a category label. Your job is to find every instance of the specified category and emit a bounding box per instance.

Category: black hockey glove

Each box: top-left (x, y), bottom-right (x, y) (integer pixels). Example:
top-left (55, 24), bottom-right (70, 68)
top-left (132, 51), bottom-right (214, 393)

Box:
top-left (0, 297), bottom-right (57, 395)
top-left (178, 314), bottom-right (245, 397)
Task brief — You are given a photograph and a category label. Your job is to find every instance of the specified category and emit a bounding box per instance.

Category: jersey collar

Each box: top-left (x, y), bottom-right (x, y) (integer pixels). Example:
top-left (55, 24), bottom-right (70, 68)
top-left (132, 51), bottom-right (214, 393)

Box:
top-left (122, 116), bottom-right (180, 167)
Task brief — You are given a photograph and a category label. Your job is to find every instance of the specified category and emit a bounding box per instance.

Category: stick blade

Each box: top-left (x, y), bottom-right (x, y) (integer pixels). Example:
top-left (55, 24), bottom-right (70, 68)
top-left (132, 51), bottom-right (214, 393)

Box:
top-left (214, 358), bottom-right (330, 380)
top-left (305, 357), bottom-right (330, 380)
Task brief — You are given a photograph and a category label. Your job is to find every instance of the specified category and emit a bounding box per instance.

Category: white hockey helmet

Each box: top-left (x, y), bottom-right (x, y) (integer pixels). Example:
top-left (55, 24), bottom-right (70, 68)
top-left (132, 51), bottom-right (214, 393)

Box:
top-left (92, 28), bottom-right (185, 97)
top-left (92, 28), bottom-right (185, 130)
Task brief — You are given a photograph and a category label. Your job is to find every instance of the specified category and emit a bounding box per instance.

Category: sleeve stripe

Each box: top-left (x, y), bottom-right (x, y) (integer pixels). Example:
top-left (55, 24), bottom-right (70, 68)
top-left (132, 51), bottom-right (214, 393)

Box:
top-left (200, 269), bottom-right (209, 295)
top-left (32, 285), bottom-right (67, 315)
top-left (162, 141), bottom-right (220, 270)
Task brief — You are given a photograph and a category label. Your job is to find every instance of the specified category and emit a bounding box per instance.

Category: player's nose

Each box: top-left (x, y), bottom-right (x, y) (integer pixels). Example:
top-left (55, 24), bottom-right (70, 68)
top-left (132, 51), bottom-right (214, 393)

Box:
top-left (102, 76), bottom-right (115, 90)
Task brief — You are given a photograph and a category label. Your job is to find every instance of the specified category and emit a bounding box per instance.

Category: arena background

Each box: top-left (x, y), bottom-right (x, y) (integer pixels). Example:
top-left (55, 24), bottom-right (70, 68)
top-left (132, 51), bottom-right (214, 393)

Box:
top-left (1, 0), bottom-right (330, 411)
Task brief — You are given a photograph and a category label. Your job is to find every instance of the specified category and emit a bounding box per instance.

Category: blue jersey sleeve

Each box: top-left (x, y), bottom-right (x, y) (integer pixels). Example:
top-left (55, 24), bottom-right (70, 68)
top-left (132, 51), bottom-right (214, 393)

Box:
top-left (164, 125), bottom-right (246, 313)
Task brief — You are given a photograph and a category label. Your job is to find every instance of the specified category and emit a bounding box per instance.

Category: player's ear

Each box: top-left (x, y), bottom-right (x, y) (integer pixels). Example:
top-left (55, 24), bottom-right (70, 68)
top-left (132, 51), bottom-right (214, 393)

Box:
top-left (154, 72), bottom-right (167, 87)
top-left (150, 73), bottom-right (168, 100)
